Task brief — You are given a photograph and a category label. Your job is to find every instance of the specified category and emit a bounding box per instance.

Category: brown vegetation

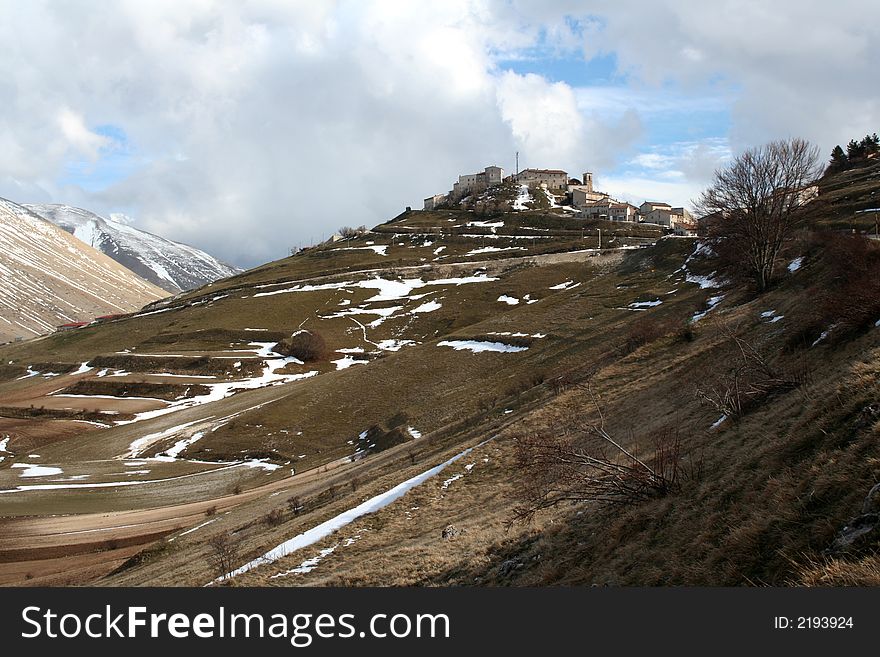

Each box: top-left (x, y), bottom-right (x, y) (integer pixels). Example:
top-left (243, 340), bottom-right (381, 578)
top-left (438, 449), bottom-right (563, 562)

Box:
top-left (87, 354), bottom-right (264, 377)
top-left (512, 385), bottom-right (683, 522)
top-left (273, 330), bottom-right (329, 362)
top-left (797, 232), bottom-right (880, 345)
top-left (620, 315), bottom-right (676, 354)
top-left (207, 533), bottom-right (241, 581)
top-left (694, 320), bottom-right (810, 420)
top-left (58, 380), bottom-right (211, 401)
top-left (0, 406), bottom-right (131, 423)
top-left (265, 508), bottom-right (284, 527)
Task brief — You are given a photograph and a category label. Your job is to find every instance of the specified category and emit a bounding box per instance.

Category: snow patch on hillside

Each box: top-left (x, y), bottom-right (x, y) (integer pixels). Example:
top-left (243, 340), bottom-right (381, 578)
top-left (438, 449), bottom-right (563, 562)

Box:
top-left (465, 246), bottom-right (526, 256)
top-left (692, 294), bottom-right (725, 322)
top-left (11, 463), bottom-right (63, 478)
top-left (512, 184), bottom-right (531, 210)
top-left (437, 340), bottom-right (528, 353)
top-left (213, 441), bottom-right (487, 582)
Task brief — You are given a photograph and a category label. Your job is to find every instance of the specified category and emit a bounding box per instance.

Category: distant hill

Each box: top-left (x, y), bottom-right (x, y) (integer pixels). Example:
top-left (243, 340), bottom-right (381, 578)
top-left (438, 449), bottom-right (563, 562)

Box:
top-left (0, 198), bottom-right (166, 343)
top-left (25, 204), bottom-right (240, 294)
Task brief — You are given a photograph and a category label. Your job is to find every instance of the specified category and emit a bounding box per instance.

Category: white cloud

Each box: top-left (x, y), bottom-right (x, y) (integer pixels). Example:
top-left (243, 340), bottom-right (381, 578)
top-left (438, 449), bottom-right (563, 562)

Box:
top-left (567, 0), bottom-right (880, 152)
top-left (0, 1), bottom-right (876, 267)
top-left (496, 71), bottom-right (586, 166)
top-left (605, 138), bottom-right (731, 208)
top-left (630, 153), bottom-right (675, 171)
top-left (57, 108), bottom-right (111, 159)
top-left (596, 174), bottom-right (702, 210)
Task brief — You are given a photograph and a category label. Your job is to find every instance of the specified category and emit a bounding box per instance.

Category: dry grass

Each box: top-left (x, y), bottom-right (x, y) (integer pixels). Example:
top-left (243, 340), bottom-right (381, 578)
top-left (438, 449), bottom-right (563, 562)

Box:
top-left (4, 217), bottom-right (878, 589)
top-left (796, 555), bottom-right (880, 586)
top-left (219, 283), bottom-right (880, 588)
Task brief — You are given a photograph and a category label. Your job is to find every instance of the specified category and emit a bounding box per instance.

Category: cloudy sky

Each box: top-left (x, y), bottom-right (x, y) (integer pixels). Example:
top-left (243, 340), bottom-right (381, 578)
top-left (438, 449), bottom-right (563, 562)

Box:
top-left (1, 1), bottom-right (878, 268)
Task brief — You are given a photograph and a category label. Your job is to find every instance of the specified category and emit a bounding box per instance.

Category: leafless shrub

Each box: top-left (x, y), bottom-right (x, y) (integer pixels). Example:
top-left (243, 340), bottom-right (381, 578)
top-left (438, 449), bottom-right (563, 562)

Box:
top-left (695, 321), bottom-right (810, 419)
top-left (504, 370), bottom-right (546, 397)
top-left (338, 225), bottom-right (368, 238)
top-left (265, 508), bottom-right (284, 526)
top-left (620, 316), bottom-right (674, 354)
top-left (550, 372), bottom-right (576, 395)
top-left (208, 533), bottom-right (241, 581)
top-left (478, 396), bottom-right (497, 412)
top-left (512, 385), bottom-right (682, 522)
top-left (680, 446), bottom-right (706, 483)
top-left (674, 321), bottom-right (696, 343)
top-left (287, 496), bottom-right (303, 515)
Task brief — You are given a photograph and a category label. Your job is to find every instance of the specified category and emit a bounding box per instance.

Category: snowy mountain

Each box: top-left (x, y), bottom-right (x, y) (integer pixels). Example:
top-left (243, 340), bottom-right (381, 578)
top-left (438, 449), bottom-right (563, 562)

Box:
top-left (0, 198), bottom-right (166, 342)
top-left (24, 204), bottom-right (240, 293)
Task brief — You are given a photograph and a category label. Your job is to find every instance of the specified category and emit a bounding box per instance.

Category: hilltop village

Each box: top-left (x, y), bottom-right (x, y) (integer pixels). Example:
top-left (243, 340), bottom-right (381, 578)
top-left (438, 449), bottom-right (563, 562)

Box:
top-left (424, 164), bottom-right (698, 236)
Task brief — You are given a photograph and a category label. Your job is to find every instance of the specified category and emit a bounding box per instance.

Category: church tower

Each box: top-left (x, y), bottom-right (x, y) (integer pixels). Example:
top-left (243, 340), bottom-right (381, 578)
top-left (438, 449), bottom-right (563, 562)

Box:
top-left (582, 172), bottom-right (593, 192)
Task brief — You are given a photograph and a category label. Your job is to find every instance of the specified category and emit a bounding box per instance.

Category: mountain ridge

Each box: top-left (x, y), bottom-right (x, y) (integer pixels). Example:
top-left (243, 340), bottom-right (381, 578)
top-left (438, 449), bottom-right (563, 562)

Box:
top-left (24, 203), bottom-right (240, 293)
top-left (0, 198), bottom-right (167, 343)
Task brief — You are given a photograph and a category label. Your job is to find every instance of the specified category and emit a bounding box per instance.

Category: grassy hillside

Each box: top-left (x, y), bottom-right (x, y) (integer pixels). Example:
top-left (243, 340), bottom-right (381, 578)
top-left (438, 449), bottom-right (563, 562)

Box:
top-left (0, 201), bottom-right (877, 588)
top-left (803, 158), bottom-right (880, 233)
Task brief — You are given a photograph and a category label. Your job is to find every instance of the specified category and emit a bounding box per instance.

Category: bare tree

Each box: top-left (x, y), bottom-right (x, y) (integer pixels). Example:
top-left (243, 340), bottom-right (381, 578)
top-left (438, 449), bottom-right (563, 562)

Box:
top-left (695, 138), bottom-right (821, 292)
top-left (512, 385), bottom-right (682, 522)
top-left (207, 533), bottom-right (241, 581)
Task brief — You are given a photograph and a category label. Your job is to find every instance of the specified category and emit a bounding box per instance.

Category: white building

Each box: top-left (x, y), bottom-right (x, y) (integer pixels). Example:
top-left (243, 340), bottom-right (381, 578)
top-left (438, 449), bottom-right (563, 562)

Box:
top-left (579, 199), bottom-right (639, 222)
top-left (642, 205), bottom-right (694, 228)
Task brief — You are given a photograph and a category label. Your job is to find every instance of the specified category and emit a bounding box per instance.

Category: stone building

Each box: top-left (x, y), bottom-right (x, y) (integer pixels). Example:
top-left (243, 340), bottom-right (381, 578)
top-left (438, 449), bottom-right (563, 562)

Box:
top-left (570, 172), bottom-right (610, 208)
top-left (639, 201), bottom-right (672, 216)
top-left (515, 168), bottom-right (569, 190)
top-left (451, 165), bottom-right (504, 199)
top-left (642, 205), bottom-right (694, 228)
top-left (673, 218), bottom-right (699, 236)
top-left (423, 193), bottom-right (448, 211)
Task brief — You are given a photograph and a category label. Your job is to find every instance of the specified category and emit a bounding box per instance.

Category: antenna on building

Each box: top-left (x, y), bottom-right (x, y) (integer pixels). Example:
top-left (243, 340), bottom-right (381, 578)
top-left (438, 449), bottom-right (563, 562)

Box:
top-left (515, 151), bottom-right (519, 178)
